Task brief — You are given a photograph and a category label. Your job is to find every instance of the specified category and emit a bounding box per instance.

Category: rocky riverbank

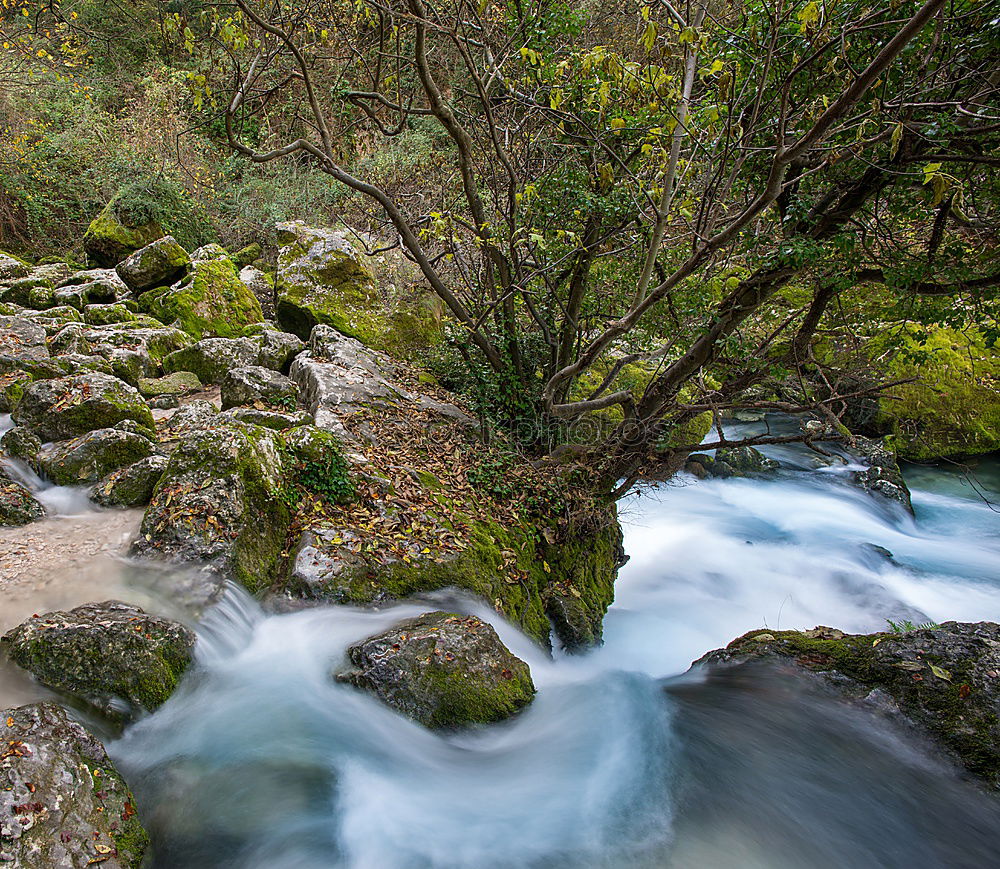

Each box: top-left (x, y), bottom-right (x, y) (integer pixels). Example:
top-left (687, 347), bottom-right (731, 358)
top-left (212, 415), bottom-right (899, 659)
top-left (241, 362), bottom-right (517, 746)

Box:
top-left (1, 220), bottom-right (625, 864)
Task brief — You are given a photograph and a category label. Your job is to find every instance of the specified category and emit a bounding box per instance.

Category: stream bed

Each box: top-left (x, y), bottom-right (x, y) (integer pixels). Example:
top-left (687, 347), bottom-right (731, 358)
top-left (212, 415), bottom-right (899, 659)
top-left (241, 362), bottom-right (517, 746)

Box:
top-left (97, 441), bottom-right (1000, 868)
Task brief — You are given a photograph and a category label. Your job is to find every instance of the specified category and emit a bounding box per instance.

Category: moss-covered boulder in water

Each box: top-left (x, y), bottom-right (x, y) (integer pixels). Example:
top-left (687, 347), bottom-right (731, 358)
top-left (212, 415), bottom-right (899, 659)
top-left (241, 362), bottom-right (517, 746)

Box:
top-left (83, 200), bottom-right (164, 268)
top-left (0, 702), bottom-right (149, 866)
top-left (115, 236), bottom-right (190, 292)
top-left (91, 454), bottom-right (169, 508)
top-left (132, 421), bottom-right (290, 594)
top-left (851, 436), bottom-right (913, 512)
top-left (37, 428), bottom-right (154, 486)
top-left (138, 257), bottom-right (264, 340)
top-left (2, 602), bottom-right (195, 717)
top-left (697, 622), bottom-right (1000, 786)
top-left (338, 611), bottom-right (535, 729)
top-left (878, 325), bottom-right (1000, 460)
top-left (274, 221), bottom-right (441, 355)
top-left (0, 468), bottom-right (44, 526)
top-left (12, 373), bottom-right (154, 441)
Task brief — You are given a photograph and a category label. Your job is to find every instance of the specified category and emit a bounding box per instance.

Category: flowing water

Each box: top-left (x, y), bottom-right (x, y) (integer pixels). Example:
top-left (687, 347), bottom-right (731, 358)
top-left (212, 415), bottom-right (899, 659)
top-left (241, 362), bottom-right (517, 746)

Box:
top-left (6, 416), bottom-right (1000, 867)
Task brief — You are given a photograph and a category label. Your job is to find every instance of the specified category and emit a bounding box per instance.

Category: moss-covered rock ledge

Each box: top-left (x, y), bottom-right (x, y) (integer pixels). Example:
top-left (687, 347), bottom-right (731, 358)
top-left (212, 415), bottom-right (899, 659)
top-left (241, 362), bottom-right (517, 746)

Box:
top-left (279, 327), bottom-right (625, 652)
top-left (696, 622), bottom-right (1000, 786)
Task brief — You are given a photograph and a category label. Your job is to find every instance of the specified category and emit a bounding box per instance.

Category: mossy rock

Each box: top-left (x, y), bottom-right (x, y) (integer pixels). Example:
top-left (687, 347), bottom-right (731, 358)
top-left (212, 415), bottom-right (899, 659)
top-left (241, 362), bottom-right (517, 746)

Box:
top-left (12, 373), bottom-right (154, 441)
top-left (233, 242), bottom-right (263, 269)
top-left (83, 200), bottom-right (164, 268)
top-left (138, 257), bottom-right (264, 340)
top-left (337, 611), bottom-right (535, 729)
top-left (0, 250), bottom-right (30, 281)
top-left (137, 370), bottom-right (202, 397)
top-left (37, 427), bottom-right (155, 486)
top-left (876, 325), bottom-right (1000, 460)
top-left (115, 235), bottom-right (190, 292)
top-left (0, 468), bottom-right (44, 526)
top-left (287, 503), bottom-right (623, 651)
top-left (91, 454), bottom-right (170, 508)
top-left (274, 221), bottom-right (442, 357)
top-left (83, 303), bottom-right (138, 326)
top-left (0, 702), bottom-right (149, 866)
top-left (2, 601), bottom-right (195, 716)
top-left (132, 421), bottom-right (291, 594)
top-left (697, 622), bottom-right (1000, 787)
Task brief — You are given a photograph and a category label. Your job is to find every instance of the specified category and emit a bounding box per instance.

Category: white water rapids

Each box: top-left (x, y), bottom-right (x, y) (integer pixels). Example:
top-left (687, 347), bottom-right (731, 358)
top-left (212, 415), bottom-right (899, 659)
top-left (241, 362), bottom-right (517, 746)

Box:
top-left (5, 415), bottom-right (1000, 867)
top-left (100, 438), bottom-right (1000, 868)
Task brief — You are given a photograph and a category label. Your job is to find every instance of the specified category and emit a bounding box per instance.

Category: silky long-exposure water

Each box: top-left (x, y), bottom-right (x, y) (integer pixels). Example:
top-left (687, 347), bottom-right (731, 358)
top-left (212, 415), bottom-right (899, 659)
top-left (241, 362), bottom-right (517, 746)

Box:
top-left (100, 442), bottom-right (1000, 868)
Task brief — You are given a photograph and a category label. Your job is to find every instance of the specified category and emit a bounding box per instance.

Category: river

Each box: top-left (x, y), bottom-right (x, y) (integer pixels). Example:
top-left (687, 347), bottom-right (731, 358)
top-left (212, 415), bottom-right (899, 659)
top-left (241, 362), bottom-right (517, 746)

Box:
top-left (91, 435), bottom-right (1000, 868)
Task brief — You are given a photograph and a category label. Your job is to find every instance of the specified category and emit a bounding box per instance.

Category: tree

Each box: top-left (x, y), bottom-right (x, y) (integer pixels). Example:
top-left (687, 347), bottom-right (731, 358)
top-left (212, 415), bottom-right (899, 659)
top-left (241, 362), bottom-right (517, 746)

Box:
top-left (190, 0), bottom-right (998, 492)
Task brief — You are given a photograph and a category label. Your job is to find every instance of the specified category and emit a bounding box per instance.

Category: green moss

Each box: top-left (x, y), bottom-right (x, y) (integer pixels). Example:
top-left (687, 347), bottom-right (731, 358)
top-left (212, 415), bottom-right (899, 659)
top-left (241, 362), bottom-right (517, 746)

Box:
top-left (138, 258), bottom-right (264, 339)
top-left (83, 200), bottom-right (163, 267)
top-left (877, 325), bottom-right (1000, 460)
top-left (233, 242), bottom-right (263, 269)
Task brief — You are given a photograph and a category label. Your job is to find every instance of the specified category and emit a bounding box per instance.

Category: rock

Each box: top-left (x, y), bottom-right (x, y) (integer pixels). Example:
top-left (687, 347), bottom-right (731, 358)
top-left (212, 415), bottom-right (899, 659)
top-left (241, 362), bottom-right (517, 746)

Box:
top-left (91, 454), bottom-right (170, 508)
top-left (162, 330), bottom-right (304, 383)
top-left (115, 236), bottom-right (190, 292)
top-left (0, 315), bottom-right (49, 373)
top-left (239, 266), bottom-right (275, 319)
top-left (1, 426), bottom-right (42, 464)
top-left (0, 251), bottom-right (29, 282)
top-left (0, 467), bottom-right (44, 526)
top-left (852, 436), bottom-right (913, 513)
top-left (220, 365), bottom-right (297, 410)
top-left (255, 328), bottom-right (305, 371)
top-left (2, 602), bottom-right (195, 716)
top-left (696, 622), bottom-right (1000, 786)
top-left (136, 371), bottom-right (201, 398)
top-left (337, 611), bottom-right (535, 729)
top-left (1, 276), bottom-right (54, 309)
top-left (233, 243), bottom-right (263, 269)
top-left (714, 446), bottom-right (779, 475)
top-left (274, 221), bottom-right (441, 353)
top-left (155, 400), bottom-right (218, 442)
top-left (58, 267), bottom-right (129, 303)
top-left (37, 428), bottom-right (155, 486)
top-left (219, 407), bottom-right (312, 431)
top-left (52, 280), bottom-right (118, 311)
top-left (189, 243), bottom-right (228, 263)
top-left (137, 257), bottom-right (263, 339)
top-left (0, 702), bottom-right (148, 866)
top-left (132, 421), bottom-right (290, 593)
top-left (12, 373), bottom-right (154, 441)
top-left (83, 200), bottom-right (163, 267)
top-left (83, 304), bottom-right (137, 326)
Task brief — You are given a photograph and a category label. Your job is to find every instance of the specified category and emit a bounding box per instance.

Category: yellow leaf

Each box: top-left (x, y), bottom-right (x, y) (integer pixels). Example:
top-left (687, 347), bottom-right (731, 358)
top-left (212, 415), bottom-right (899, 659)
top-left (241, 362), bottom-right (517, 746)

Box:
top-left (929, 663), bottom-right (952, 682)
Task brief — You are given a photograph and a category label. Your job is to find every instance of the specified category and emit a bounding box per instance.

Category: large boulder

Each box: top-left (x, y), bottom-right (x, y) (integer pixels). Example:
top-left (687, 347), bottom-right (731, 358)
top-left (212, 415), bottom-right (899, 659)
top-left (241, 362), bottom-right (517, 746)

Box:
top-left (697, 622), bottom-right (1000, 786)
top-left (0, 703), bottom-right (149, 866)
top-left (91, 454), bottom-right (169, 508)
top-left (0, 467), bottom-right (44, 526)
top-left (274, 221), bottom-right (441, 354)
top-left (338, 611), bottom-right (535, 729)
top-left (162, 330), bottom-right (304, 383)
top-left (83, 200), bottom-right (163, 268)
top-left (2, 602), bottom-right (195, 717)
top-left (136, 371), bottom-right (201, 398)
top-left (12, 373), bottom-right (154, 441)
top-left (36, 428), bottom-right (154, 486)
top-left (137, 257), bottom-right (263, 339)
top-left (115, 236), bottom-right (190, 293)
top-left (220, 365), bottom-right (297, 410)
top-left (131, 421), bottom-right (290, 593)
